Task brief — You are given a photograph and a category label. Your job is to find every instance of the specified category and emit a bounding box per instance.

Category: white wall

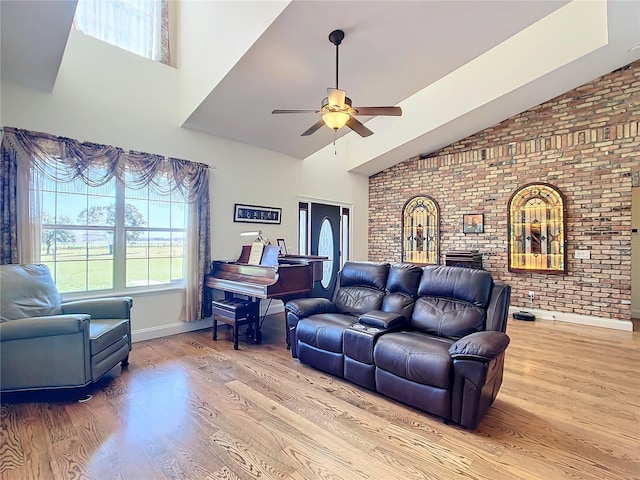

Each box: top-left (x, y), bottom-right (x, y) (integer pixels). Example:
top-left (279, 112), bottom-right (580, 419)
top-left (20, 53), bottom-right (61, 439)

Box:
top-left (175, 0), bottom-right (289, 125)
top-left (0, 30), bottom-right (369, 340)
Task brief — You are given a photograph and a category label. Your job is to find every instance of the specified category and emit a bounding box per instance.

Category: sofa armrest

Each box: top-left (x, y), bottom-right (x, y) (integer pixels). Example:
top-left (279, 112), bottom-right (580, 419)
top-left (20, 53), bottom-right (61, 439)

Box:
top-left (285, 298), bottom-right (337, 359)
top-left (0, 314), bottom-right (90, 342)
top-left (62, 297), bottom-right (133, 319)
top-left (449, 331), bottom-right (510, 361)
top-left (486, 283), bottom-right (511, 332)
top-left (358, 310), bottom-right (408, 329)
top-left (285, 297), bottom-right (337, 318)
top-left (450, 332), bottom-right (510, 429)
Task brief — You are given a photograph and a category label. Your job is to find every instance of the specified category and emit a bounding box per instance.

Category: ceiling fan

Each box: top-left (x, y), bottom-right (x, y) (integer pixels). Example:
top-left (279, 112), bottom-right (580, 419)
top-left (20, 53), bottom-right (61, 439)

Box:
top-left (272, 29), bottom-right (402, 137)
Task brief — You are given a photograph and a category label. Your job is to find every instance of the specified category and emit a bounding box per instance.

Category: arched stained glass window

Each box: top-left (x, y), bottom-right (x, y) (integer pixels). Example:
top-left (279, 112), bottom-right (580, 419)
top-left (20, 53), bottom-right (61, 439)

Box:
top-left (402, 196), bottom-right (439, 264)
top-left (508, 183), bottom-right (567, 274)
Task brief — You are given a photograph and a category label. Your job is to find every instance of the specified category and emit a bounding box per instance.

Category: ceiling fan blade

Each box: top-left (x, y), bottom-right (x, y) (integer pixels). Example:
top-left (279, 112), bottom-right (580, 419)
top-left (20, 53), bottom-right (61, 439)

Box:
top-left (273, 30), bottom-right (401, 140)
top-left (346, 116), bottom-right (374, 137)
top-left (272, 109), bottom-right (319, 114)
top-left (352, 106), bottom-right (402, 116)
top-left (301, 118), bottom-right (326, 136)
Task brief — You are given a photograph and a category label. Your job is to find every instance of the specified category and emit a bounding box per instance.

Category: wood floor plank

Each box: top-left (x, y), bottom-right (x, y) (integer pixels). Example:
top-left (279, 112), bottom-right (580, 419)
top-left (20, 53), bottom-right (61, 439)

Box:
top-left (1, 316), bottom-right (639, 479)
top-left (222, 380), bottom-right (381, 479)
top-left (0, 405), bottom-right (25, 475)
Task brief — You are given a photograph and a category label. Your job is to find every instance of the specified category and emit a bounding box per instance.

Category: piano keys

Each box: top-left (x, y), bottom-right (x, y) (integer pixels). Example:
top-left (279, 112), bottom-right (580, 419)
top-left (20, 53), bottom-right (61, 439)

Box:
top-left (205, 245), bottom-right (327, 348)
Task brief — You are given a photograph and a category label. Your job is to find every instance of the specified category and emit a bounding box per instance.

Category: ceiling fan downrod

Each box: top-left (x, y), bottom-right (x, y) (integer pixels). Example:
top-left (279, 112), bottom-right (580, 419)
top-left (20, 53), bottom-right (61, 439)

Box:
top-left (329, 30), bottom-right (344, 90)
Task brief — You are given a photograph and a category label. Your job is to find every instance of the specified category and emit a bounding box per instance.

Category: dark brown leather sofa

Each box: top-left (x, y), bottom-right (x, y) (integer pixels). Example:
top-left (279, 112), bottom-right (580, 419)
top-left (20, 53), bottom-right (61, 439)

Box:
top-left (285, 261), bottom-right (511, 430)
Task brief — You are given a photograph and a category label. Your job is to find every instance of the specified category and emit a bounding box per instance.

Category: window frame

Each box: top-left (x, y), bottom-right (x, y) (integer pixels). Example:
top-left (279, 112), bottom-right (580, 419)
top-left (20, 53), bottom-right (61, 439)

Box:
top-left (402, 195), bottom-right (440, 265)
top-left (73, 0), bottom-right (169, 65)
top-left (297, 199), bottom-right (351, 267)
top-left (507, 182), bottom-right (567, 274)
top-left (34, 167), bottom-right (188, 297)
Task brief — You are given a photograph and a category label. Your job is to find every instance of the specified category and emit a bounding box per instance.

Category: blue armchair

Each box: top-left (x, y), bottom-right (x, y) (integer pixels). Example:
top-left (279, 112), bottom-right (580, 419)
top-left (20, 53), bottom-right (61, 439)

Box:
top-left (0, 264), bottom-right (132, 393)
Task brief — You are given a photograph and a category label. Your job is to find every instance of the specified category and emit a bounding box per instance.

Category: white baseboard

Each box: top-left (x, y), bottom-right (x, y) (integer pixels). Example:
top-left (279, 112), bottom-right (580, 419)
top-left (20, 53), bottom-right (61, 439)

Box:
top-left (132, 319), bottom-right (211, 342)
top-left (131, 301), bottom-right (286, 343)
top-left (508, 306), bottom-right (633, 331)
top-left (632, 308), bottom-right (640, 320)
top-left (132, 303), bottom-right (633, 343)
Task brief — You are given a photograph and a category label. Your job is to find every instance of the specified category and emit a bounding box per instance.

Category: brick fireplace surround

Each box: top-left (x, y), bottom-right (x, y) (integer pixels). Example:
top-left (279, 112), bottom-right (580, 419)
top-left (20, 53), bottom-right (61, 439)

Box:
top-left (369, 60), bottom-right (640, 328)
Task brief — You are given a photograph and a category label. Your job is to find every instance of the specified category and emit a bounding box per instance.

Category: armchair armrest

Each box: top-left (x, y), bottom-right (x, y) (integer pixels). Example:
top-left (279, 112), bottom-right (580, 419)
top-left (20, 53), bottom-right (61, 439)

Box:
top-left (285, 297), bottom-right (337, 318)
top-left (449, 331), bottom-right (510, 361)
top-left (0, 314), bottom-right (90, 342)
top-left (358, 310), bottom-right (408, 329)
top-left (62, 297), bottom-right (132, 319)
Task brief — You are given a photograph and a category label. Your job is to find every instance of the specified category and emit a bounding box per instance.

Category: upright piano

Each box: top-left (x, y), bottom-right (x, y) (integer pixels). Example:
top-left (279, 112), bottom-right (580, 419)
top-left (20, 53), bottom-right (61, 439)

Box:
top-left (205, 245), bottom-right (326, 347)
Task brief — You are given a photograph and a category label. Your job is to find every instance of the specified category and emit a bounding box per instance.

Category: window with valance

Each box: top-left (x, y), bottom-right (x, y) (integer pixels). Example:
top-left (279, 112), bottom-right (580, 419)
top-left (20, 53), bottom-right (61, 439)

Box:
top-left (0, 127), bottom-right (211, 321)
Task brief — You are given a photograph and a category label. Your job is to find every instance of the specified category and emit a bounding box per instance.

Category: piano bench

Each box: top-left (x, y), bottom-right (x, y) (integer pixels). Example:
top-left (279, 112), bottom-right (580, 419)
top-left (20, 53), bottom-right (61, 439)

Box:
top-left (211, 298), bottom-right (260, 350)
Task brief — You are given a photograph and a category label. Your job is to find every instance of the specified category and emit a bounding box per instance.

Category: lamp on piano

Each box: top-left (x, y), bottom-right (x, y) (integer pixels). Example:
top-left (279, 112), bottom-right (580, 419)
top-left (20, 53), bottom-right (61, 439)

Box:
top-left (240, 230), bottom-right (270, 245)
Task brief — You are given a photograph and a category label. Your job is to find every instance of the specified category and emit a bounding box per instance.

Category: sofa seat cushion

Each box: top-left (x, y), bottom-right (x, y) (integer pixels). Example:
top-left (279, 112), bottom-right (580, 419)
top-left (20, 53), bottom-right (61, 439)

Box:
top-left (374, 332), bottom-right (454, 390)
top-left (90, 319), bottom-right (129, 355)
top-left (412, 297), bottom-right (486, 340)
top-left (297, 313), bottom-right (356, 354)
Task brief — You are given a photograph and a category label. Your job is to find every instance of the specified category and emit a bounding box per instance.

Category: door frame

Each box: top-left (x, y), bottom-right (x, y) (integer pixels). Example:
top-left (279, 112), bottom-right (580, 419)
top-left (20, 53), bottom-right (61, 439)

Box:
top-left (296, 196), bottom-right (352, 269)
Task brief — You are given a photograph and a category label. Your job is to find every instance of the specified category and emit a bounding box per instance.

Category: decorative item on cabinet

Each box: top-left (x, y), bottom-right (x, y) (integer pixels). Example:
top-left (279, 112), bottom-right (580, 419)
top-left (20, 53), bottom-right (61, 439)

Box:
top-left (507, 183), bottom-right (567, 274)
top-left (277, 238), bottom-right (287, 255)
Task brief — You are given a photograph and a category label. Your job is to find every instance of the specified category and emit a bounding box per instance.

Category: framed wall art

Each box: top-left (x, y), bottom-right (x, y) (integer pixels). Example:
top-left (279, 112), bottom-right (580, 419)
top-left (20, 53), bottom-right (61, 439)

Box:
top-left (277, 238), bottom-right (287, 255)
top-left (463, 214), bottom-right (484, 234)
top-left (234, 204), bottom-right (282, 224)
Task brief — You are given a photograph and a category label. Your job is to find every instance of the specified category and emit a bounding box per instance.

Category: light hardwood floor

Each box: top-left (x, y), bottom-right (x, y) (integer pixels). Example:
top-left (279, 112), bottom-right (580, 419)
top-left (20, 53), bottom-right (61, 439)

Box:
top-left (1, 315), bottom-right (639, 480)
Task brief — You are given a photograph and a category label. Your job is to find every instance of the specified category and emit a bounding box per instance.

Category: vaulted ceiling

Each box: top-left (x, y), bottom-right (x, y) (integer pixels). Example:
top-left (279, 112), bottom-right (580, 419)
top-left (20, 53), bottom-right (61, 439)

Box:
top-left (2, 1), bottom-right (640, 175)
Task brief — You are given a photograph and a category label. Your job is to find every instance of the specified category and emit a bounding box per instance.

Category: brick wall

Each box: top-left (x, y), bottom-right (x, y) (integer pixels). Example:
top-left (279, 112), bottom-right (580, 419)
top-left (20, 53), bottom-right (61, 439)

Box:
top-left (369, 61), bottom-right (640, 321)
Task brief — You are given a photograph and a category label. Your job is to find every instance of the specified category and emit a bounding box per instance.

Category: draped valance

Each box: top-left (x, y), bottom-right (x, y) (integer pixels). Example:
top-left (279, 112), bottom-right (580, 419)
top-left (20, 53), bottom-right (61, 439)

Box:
top-left (1, 126), bottom-right (212, 321)
top-left (1, 127), bottom-right (210, 202)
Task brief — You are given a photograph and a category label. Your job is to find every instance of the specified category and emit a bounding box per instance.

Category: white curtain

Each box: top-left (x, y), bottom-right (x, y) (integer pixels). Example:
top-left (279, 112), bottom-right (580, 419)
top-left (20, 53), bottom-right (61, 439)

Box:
top-left (74, 0), bottom-right (170, 65)
top-left (17, 161), bottom-right (42, 264)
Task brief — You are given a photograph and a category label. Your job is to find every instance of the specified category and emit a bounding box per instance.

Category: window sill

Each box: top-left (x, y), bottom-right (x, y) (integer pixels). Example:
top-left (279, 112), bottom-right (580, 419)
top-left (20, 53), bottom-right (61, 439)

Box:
top-left (62, 285), bottom-right (185, 302)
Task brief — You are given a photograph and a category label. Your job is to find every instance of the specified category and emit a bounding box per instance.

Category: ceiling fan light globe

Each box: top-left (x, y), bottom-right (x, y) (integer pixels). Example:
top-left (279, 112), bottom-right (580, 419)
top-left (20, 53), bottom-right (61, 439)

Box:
top-left (323, 111), bottom-right (350, 130)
